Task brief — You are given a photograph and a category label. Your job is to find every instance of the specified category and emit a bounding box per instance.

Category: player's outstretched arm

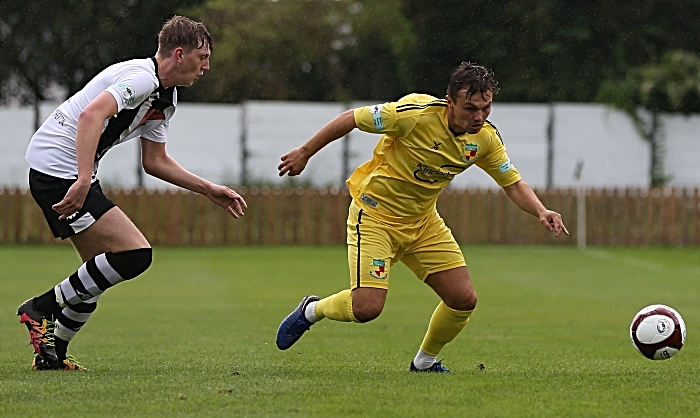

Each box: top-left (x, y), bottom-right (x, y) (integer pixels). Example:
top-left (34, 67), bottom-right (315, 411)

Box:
top-left (140, 138), bottom-right (247, 218)
top-left (502, 180), bottom-right (569, 237)
top-left (278, 109), bottom-right (357, 177)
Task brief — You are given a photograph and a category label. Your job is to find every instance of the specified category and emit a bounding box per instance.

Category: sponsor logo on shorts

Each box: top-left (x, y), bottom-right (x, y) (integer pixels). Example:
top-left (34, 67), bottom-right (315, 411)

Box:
top-left (360, 193), bottom-right (378, 208)
top-left (369, 104), bottom-right (384, 130)
top-left (369, 258), bottom-right (387, 280)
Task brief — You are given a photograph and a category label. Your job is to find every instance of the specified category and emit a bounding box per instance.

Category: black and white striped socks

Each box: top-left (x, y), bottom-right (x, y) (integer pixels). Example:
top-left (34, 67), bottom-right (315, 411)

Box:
top-left (35, 248), bottom-right (153, 343)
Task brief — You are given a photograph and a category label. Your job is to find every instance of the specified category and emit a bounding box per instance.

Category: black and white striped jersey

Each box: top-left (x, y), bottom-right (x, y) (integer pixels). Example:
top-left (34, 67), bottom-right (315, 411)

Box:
top-left (26, 57), bottom-right (177, 180)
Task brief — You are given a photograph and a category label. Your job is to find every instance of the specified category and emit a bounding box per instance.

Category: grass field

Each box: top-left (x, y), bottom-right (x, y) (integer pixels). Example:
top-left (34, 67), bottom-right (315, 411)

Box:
top-left (0, 245), bottom-right (698, 417)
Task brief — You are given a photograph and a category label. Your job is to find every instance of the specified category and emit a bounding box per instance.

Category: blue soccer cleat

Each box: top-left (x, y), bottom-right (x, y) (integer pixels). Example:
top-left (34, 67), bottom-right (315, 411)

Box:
top-left (409, 359), bottom-right (452, 373)
top-left (276, 295), bottom-right (319, 350)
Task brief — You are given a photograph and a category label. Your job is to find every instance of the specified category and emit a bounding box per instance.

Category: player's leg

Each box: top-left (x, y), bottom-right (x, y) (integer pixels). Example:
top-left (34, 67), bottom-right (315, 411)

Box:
top-left (276, 201), bottom-right (394, 350)
top-left (402, 211), bottom-right (474, 372)
top-left (48, 207), bottom-right (151, 362)
top-left (68, 207), bottom-right (150, 259)
top-left (308, 202), bottom-right (394, 323)
top-left (414, 267), bottom-right (476, 370)
top-left (21, 171), bottom-right (151, 368)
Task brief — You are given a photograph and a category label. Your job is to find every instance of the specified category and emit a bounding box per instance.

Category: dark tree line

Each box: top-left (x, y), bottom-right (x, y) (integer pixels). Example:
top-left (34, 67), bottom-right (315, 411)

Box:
top-left (401, 0), bottom-right (700, 103)
top-left (0, 0), bottom-right (203, 107)
top-left (2, 0), bottom-right (699, 108)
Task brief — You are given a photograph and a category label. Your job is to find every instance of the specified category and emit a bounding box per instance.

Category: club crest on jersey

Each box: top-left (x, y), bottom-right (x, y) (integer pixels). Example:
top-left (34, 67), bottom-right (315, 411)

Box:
top-left (461, 143), bottom-right (479, 164)
top-left (369, 259), bottom-right (387, 280)
top-left (116, 83), bottom-right (135, 106)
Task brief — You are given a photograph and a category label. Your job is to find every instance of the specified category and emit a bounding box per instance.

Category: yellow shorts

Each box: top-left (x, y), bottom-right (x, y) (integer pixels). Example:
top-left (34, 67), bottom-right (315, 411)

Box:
top-left (347, 199), bottom-right (466, 290)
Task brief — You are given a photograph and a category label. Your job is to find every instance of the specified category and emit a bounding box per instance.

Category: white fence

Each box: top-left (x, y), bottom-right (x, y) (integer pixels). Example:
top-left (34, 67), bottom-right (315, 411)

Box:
top-left (1, 101), bottom-right (698, 189)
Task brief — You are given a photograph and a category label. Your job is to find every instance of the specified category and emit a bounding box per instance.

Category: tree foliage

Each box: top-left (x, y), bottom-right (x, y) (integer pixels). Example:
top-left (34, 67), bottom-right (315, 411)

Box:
top-left (0, 0), bottom-right (204, 105)
top-left (1, 0), bottom-right (699, 106)
top-left (598, 50), bottom-right (700, 115)
top-left (401, 0), bottom-right (700, 103)
top-left (182, 0), bottom-right (414, 103)
top-left (596, 50), bottom-right (700, 186)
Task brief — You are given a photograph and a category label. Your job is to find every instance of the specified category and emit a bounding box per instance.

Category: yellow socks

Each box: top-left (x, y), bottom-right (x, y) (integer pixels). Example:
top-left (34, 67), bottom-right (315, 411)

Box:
top-left (420, 301), bottom-right (473, 356)
top-left (313, 289), bottom-right (358, 323)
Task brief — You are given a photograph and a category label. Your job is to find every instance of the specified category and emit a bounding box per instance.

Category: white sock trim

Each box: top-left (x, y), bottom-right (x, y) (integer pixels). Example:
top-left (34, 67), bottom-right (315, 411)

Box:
top-left (54, 321), bottom-right (76, 341)
top-left (304, 301), bottom-right (319, 323)
top-left (413, 349), bottom-right (437, 370)
top-left (54, 285), bottom-right (68, 309)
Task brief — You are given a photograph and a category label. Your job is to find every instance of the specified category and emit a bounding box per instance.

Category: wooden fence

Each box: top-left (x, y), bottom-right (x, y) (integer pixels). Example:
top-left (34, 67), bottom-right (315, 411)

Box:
top-left (1, 186), bottom-right (699, 246)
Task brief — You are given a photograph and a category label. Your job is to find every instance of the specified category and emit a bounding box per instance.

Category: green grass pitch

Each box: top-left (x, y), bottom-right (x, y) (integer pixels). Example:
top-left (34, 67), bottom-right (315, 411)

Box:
top-left (0, 245), bottom-right (698, 417)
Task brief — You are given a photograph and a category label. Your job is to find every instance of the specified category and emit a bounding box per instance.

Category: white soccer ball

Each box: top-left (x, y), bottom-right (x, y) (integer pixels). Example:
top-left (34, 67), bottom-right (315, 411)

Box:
top-left (630, 304), bottom-right (686, 360)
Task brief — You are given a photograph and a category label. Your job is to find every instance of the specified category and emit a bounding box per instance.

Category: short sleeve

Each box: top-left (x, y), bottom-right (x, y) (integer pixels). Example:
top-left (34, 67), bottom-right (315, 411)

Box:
top-left (475, 129), bottom-right (522, 187)
top-left (354, 103), bottom-right (400, 135)
top-left (104, 70), bottom-right (158, 112)
top-left (140, 121), bottom-right (169, 143)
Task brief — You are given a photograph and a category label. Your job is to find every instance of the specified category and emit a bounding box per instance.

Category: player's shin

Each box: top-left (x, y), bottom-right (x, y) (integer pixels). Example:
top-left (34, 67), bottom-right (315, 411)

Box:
top-left (34, 248), bottom-right (152, 313)
top-left (314, 289), bottom-right (359, 322)
top-left (53, 296), bottom-right (99, 360)
top-left (415, 301), bottom-right (473, 368)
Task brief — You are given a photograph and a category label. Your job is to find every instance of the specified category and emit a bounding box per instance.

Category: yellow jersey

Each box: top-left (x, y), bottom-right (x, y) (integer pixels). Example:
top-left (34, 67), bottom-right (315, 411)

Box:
top-left (348, 93), bottom-right (521, 222)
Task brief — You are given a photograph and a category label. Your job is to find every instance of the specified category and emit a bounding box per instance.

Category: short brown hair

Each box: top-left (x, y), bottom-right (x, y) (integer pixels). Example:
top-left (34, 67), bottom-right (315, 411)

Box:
top-left (158, 15), bottom-right (213, 56)
top-left (447, 62), bottom-right (498, 100)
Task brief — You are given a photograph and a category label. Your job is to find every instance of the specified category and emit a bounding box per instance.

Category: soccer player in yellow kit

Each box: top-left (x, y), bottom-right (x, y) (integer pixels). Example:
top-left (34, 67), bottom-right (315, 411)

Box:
top-left (276, 62), bottom-right (568, 372)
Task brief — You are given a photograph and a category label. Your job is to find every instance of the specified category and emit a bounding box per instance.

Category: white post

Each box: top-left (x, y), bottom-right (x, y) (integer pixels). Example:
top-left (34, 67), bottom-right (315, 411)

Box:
top-left (574, 160), bottom-right (586, 250)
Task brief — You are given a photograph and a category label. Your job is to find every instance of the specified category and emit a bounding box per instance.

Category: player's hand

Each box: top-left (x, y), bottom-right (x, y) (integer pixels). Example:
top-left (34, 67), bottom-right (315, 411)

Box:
top-left (278, 147), bottom-right (309, 177)
top-left (539, 209), bottom-right (569, 237)
top-left (52, 179), bottom-right (91, 220)
top-left (206, 184), bottom-right (247, 219)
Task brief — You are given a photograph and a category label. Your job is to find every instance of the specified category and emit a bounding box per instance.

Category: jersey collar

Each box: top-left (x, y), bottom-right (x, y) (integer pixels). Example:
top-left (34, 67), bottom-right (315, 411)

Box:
top-left (151, 56), bottom-right (175, 93)
top-left (441, 107), bottom-right (467, 138)
top-left (449, 125), bottom-right (467, 138)
top-left (150, 56), bottom-right (163, 89)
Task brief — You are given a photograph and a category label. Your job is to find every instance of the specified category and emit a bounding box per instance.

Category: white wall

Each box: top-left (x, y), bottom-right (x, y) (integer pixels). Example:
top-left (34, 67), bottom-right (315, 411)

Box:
top-left (552, 103), bottom-right (650, 188)
top-left (662, 113), bottom-right (700, 187)
top-left (0, 107), bottom-right (34, 187)
top-left (1, 101), bottom-right (698, 190)
top-left (244, 101), bottom-right (345, 186)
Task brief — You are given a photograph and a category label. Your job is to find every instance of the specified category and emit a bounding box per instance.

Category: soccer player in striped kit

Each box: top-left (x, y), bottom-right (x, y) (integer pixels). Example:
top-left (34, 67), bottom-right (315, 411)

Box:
top-left (18, 16), bottom-right (246, 370)
top-left (276, 62), bottom-right (568, 372)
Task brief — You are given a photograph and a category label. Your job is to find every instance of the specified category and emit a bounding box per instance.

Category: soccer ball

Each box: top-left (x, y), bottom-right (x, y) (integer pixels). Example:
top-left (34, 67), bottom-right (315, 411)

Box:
top-left (630, 304), bottom-right (686, 360)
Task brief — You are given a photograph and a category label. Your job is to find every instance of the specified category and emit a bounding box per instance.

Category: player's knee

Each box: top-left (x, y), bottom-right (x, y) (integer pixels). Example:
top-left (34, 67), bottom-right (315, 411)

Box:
top-left (351, 297), bottom-right (384, 323)
top-left (351, 288), bottom-right (386, 323)
top-left (106, 248), bottom-right (153, 280)
top-left (464, 292), bottom-right (477, 311)
top-left (445, 291), bottom-right (477, 312)
top-left (353, 303), bottom-right (383, 323)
